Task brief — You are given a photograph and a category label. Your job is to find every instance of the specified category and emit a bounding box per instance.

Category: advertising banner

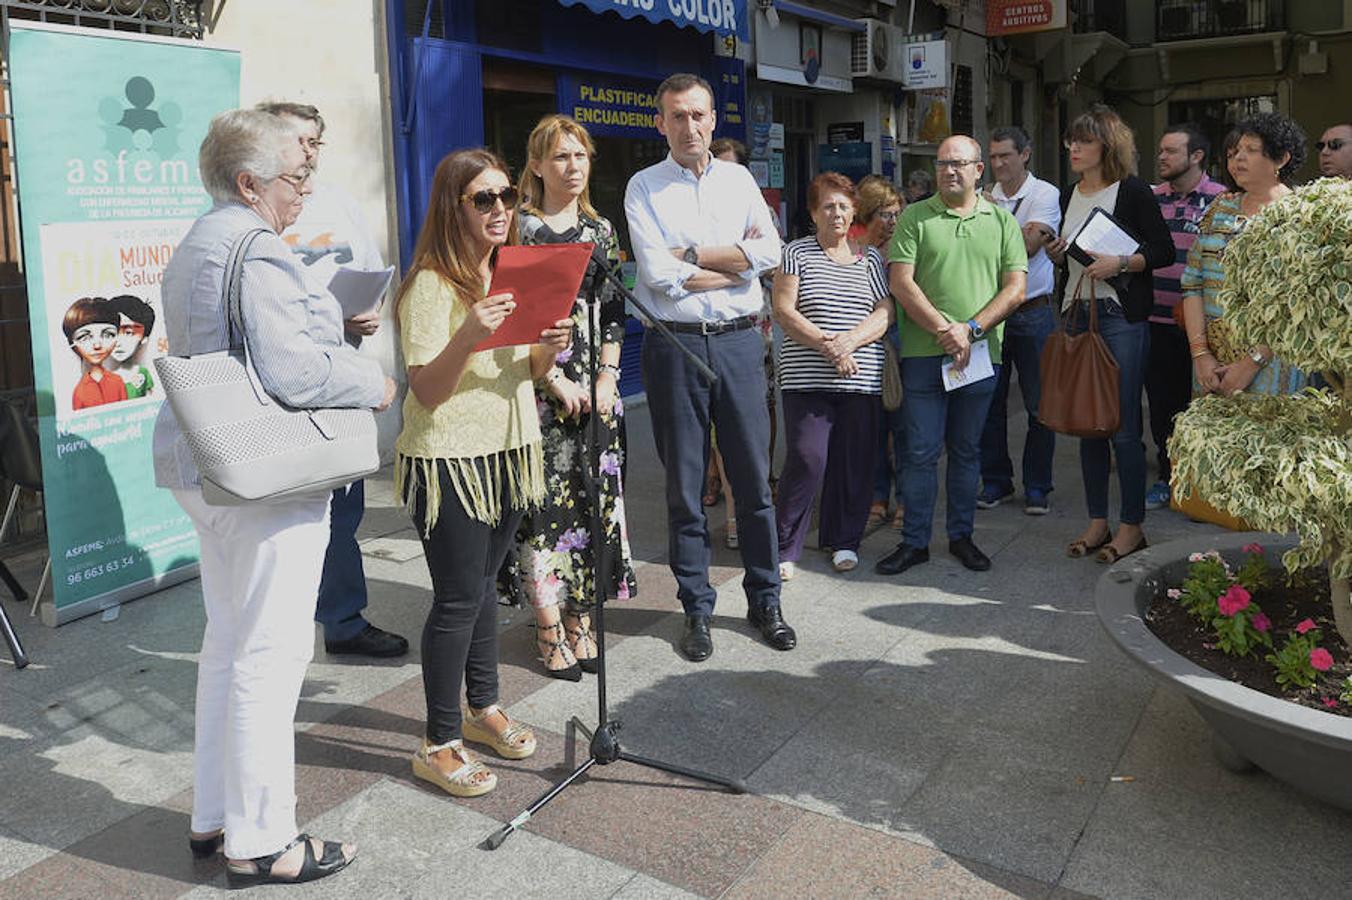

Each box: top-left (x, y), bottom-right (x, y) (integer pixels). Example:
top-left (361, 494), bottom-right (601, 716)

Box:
top-left (557, 73), bottom-right (661, 140)
top-left (557, 0), bottom-right (750, 41)
top-left (986, 1), bottom-right (1066, 36)
top-left (9, 23), bottom-right (240, 624)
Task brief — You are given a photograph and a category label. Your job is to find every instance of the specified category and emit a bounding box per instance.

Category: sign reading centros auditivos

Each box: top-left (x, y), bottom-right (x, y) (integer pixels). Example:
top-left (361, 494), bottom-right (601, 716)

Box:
top-left (986, 0), bottom-right (1066, 36)
top-left (8, 22), bottom-right (239, 624)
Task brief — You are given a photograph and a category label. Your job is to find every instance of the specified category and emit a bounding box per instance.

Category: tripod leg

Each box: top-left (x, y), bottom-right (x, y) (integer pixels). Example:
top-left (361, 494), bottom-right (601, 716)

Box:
top-left (617, 750), bottom-right (746, 794)
top-left (484, 755), bottom-right (598, 850)
top-left (565, 716), bottom-right (595, 771)
top-left (0, 559), bottom-right (27, 604)
top-left (0, 594), bottom-right (29, 670)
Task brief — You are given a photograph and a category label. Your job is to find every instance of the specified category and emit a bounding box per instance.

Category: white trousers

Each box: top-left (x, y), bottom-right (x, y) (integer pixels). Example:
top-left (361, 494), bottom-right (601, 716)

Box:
top-left (175, 488), bottom-right (331, 860)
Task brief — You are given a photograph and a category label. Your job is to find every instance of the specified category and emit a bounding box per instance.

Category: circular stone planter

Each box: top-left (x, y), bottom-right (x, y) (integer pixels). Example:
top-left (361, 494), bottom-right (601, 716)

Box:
top-left (1096, 531), bottom-right (1352, 810)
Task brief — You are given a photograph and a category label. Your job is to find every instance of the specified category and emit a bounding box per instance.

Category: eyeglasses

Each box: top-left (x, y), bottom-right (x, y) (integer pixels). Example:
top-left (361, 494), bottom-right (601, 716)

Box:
top-left (461, 186), bottom-right (519, 214)
top-left (934, 159), bottom-right (978, 171)
top-left (1063, 137), bottom-right (1098, 149)
top-left (275, 169), bottom-right (313, 192)
top-left (876, 211), bottom-right (899, 223)
top-left (1316, 139), bottom-right (1348, 152)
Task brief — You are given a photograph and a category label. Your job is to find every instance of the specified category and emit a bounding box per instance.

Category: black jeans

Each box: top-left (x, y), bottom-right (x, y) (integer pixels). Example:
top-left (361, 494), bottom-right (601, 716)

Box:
top-left (412, 460), bottom-right (524, 745)
top-left (1144, 322), bottom-right (1192, 484)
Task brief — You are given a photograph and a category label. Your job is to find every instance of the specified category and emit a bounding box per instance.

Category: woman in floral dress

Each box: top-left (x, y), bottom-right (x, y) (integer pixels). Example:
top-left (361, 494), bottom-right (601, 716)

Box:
top-left (498, 115), bottom-right (637, 680)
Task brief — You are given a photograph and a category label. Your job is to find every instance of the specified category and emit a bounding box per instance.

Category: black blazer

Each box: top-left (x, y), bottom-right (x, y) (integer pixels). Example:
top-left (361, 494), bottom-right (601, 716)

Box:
top-left (1056, 175), bottom-right (1173, 323)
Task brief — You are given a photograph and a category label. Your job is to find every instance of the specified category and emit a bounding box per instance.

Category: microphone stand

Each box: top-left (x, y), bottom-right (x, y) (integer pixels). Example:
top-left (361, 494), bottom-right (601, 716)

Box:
top-left (485, 252), bottom-right (742, 850)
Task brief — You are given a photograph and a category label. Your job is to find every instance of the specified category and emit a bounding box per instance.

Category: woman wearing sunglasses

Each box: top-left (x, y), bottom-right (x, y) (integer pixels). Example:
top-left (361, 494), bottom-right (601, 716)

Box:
top-left (394, 148), bottom-right (572, 797)
top-left (496, 114), bottom-right (638, 680)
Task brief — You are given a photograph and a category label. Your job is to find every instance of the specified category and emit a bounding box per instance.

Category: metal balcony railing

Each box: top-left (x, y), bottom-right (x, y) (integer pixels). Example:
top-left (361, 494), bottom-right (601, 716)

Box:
top-left (1156, 0), bottom-right (1285, 42)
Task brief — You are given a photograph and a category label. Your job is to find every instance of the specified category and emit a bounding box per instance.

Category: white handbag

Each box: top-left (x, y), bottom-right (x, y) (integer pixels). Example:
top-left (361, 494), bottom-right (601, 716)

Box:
top-left (154, 228), bottom-right (380, 506)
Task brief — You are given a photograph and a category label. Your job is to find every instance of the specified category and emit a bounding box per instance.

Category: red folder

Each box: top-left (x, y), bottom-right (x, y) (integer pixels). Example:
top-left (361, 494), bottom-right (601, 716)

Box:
top-left (474, 242), bottom-right (594, 351)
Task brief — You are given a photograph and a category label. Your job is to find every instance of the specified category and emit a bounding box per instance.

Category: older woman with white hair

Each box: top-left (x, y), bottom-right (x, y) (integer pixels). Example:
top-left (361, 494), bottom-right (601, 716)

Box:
top-left (152, 109), bottom-right (394, 887)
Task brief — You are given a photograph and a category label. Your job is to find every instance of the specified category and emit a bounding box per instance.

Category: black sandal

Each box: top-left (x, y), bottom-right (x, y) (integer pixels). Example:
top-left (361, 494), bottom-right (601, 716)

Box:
top-left (189, 831), bottom-right (223, 859)
top-left (225, 833), bottom-right (354, 888)
top-left (563, 612), bottom-right (600, 675)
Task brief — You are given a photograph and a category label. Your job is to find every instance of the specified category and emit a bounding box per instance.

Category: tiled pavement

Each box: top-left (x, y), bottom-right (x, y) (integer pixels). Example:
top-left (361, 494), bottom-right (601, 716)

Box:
top-left (3, 399), bottom-right (1352, 899)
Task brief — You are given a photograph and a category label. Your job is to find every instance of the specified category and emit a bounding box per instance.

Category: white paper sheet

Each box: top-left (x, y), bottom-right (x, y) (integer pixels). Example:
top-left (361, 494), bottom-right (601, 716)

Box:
top-left (1070, 208), bottom-right (1139, 258)
top-left (941, 339), bottom-right (995, 392)
top-left (328, 266), bottom-right (395, 319)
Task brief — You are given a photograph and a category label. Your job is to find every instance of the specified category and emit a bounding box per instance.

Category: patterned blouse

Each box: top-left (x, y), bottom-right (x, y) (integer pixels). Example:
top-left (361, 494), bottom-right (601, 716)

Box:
top-left (1180, 193), bottom-right (1307, 396)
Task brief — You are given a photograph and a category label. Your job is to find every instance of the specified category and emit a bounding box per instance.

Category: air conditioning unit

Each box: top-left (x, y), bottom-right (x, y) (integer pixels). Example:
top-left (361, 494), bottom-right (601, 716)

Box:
top-left (851, 19), bottom-right (906, 81)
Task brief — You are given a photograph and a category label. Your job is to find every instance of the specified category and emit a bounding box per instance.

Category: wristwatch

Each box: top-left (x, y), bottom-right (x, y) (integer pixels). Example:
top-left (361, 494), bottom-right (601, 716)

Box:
top-left (682, 246), bottom-right (699, 265)
top-left (1248, 348), bottom-right (1270, 368)
top-left (967, 318), bottom-right (985, 340)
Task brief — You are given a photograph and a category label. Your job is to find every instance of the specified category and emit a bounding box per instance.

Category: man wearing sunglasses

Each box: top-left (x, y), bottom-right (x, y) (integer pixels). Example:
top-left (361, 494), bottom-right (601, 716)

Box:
top-left (257, 101), bottom-right (409, 662)
top-left (1317, 124), bottom-right (1352, 179)
top-left (624, 72), bottom-right (791, 662)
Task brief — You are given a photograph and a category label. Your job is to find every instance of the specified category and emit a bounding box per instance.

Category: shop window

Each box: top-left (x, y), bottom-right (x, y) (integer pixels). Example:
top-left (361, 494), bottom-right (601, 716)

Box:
top-left (475, 0), bottom-right (543, 53)
top-left (1168, 94), bottom-right (1277, 185)
top-left (952, 65), bottom-right (974, 137)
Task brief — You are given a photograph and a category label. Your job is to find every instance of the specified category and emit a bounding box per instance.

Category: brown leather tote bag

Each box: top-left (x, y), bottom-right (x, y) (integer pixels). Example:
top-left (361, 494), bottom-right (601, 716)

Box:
top-left (1038, 275), bottom-right (1121, 439)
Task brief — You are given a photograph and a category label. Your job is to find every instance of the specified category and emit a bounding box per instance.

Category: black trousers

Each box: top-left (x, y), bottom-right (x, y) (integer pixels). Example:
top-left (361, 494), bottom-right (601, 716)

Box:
top-left (1144, 322), bottom-right (1192, 484)
top-left (412, 460), bottom-right (524, 745)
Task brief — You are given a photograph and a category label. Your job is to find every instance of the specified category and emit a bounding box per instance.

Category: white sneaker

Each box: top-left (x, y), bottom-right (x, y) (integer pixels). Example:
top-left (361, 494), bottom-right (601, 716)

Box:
top-left (831, 550), bottom-right (859, 572)
top-left (779, 561), bottom-right (797, 581)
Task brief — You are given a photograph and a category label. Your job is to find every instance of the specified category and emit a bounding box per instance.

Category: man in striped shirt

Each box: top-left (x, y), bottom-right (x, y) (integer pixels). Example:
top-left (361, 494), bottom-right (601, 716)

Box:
top-left (1147, 124), bottom-right (1224, 511)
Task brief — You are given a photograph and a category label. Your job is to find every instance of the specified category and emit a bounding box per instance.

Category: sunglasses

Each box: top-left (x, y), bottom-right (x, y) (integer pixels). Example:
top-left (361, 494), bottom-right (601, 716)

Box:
top-left (1316, 139), bottom-right (1348, 152)
top-left (461, 186), bottom-right (519, 214)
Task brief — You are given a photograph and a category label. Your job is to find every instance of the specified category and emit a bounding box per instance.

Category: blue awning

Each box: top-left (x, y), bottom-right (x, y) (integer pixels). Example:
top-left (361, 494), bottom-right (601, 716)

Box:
top-left (557, 0), bottom-right (750, 42)
top-left (772, 1), bottom-right (866, 32)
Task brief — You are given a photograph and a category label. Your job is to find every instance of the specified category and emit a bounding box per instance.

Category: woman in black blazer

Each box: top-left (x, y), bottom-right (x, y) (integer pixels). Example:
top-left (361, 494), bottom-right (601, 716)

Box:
top-left (1046, 104), bottom-right (1173, 564)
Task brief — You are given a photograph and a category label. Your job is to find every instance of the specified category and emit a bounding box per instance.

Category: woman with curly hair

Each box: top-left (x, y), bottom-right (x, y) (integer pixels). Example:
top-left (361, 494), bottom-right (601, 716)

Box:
top-left (1181, 112), bottom-right (1308, 397)
top-left (1046, 104), bottom-right (1173, 565)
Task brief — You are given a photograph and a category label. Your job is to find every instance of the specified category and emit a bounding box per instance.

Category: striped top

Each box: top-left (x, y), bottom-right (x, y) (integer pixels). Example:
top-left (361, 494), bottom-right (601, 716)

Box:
top-left (778, 238), bottom-right (889, 394)
top-left (1180, 192), bottom-right (1308, 396)
top-left (1150, 175), bottom-right (1224, 324)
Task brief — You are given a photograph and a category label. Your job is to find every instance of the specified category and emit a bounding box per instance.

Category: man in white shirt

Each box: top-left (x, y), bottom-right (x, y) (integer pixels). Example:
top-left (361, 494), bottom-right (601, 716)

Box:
top-left (624, 73), bottom-right (792, 661)
top-left (258, 101), bottom-right (407, 660)
top-left (977, 126), bottom-right (1061, 516)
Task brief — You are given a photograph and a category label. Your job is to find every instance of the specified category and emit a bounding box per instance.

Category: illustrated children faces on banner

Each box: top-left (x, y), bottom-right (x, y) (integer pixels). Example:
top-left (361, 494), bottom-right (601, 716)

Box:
top-left (62, 293), bottom-right (160, 412)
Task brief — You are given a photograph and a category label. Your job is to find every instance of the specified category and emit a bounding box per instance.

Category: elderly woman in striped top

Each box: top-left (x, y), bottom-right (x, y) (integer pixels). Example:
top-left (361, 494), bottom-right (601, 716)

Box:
top-left (772, 172), bottom-right (894, 578)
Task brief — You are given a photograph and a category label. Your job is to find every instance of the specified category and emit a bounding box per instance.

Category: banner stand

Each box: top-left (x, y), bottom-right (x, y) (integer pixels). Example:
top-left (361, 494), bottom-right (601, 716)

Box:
top-left (9, 22), bottom-right (240, 625)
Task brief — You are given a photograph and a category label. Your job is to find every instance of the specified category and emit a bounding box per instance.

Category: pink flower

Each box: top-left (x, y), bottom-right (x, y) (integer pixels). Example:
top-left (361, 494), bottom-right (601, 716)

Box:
top-left (1324, 697), bottom-right (1340, 709)
top-left (1242, 542), bottom-right (1264, 555)
top-left (1217, 585), bottom-right (1251, 617)
top-left (1189, 552), bottom-right (1206, 563)
top-left (1295, 618), bottom-right (1317, 635)
top-left (1310, 648), bottom-right (1334, 672)
top-left (1252, 612), bottom-right (1271, 633)
top-left (1166, 588), bottom-right (1183, 600)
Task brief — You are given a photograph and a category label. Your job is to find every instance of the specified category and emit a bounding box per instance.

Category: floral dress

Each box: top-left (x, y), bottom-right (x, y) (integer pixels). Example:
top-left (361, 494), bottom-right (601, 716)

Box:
top-left (1181, 193), bottom-right (1308, 396)
top-left (496, 210), bottom-right (638, 610)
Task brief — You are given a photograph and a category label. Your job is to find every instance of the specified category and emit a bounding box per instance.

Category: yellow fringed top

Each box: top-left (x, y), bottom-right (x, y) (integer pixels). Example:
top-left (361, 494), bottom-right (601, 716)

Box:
top-left (394, 270), bottom-right (545, 529)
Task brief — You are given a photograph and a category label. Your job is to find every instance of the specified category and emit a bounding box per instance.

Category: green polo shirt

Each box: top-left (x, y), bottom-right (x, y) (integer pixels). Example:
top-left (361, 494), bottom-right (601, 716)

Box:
top-left (888, 193), bottom-right (1027, 364)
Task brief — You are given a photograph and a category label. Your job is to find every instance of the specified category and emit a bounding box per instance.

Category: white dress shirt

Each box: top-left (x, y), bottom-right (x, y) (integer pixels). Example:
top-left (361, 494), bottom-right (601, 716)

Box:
top-left (990, 171), bottom-right (1062, 299)
top-left (623, 154), bottom-right (781, 323)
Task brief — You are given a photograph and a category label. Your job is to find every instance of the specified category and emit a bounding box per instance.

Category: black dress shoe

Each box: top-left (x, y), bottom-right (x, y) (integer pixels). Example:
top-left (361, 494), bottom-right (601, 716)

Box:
top-left (949, 536), bottom-right (992, 571)
top-left (680, 615), bottom-right (714, 662)
top-left (747, 605), bottom-right (797, 651)
top-left (875, 544), bottom-right (929, 575)
top-left (325, 623), bottom-right (409, 658)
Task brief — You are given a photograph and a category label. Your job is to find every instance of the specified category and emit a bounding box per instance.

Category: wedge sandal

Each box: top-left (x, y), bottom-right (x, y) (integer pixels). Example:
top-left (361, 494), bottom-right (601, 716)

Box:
top-left (462, 705), bottom-right (537, 760)
top-left (412, 738), bottom-right (497, 797)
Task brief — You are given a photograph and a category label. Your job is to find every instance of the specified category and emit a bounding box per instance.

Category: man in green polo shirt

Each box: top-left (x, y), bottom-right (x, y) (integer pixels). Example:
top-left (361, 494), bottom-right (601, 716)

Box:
top-left (876, 135), bottom-right (1027, 576)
